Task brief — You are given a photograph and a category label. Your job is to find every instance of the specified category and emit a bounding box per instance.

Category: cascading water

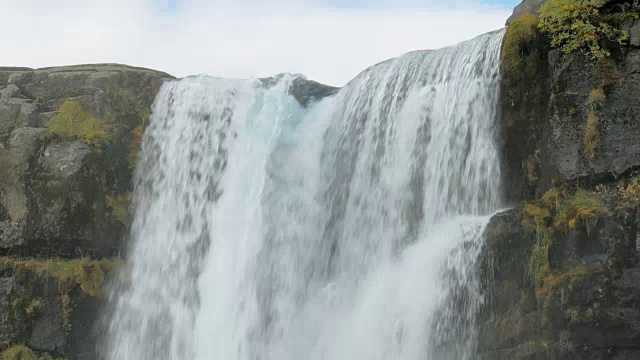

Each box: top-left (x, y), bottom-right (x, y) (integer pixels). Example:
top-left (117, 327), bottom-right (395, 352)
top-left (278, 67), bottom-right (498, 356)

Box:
top-left (104, 29), bottom-right (505, 360)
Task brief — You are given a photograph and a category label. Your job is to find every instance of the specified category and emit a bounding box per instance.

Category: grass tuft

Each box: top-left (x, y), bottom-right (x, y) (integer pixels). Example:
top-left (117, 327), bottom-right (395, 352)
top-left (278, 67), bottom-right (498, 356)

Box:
top-left (584, 111), bottom-right (600, 161)
top-left (588, 88), bottom-right (606, 110)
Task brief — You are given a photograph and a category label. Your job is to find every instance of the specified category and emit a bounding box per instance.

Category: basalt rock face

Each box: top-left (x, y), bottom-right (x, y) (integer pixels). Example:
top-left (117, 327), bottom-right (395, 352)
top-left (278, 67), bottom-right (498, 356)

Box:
top-left (482, 3), bottom-right (640, 359)
top-left (0, 258), bottom-right (115, 359)
top-left (479, 206), bottom-right (640, 359)
top-left (0, 64), bottom-right (173, 258)
top-left (0, 64), bottom-right (171, 359)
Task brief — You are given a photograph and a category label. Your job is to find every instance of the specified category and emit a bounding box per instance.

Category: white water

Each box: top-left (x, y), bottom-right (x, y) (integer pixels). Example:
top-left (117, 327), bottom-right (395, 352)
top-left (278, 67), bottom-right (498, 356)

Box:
top-left (104, 30), bottom-right (505, 360)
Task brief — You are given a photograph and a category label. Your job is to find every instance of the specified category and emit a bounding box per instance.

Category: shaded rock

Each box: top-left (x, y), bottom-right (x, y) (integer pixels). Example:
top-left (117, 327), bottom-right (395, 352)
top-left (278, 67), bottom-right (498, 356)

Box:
top-left (536, 49), bottom-right (640, 190)
top-left (0, 259), bottom-right (110, 359)
top-left (0, 276), bottom-right (17, 344)
top-left (0, 98), bottom-right (23, 140)
top-left (289, 77), bottom-right (339, 107)
top-left (27, 276), bottom-right (66, 353)
top-left (626, 20), bottom-right (640, 48)
top-left (0, 84), bottom-right (22, 99)
top-left (67, 287), bottom-right (105, 360)
top-left (40, 141), bottom-right (92, 180)
top-left (10, 127), bottom-right (46, 173)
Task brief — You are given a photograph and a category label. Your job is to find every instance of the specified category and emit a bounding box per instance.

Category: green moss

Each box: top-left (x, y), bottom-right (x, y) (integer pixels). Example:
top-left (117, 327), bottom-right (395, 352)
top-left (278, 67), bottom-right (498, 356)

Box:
top-left (1, 345), bottom-right (61, 360)
top-left (11, 296), bottom-right (43, 320)
top-left (46, 101), bottom-right (111, 148)
top-left (25, 298), bottom-right (44, 318)
top-left (538, 0), bottom-right (629, 60)
top-left (2, 257), bottom-right (117, 297)
top-left (2, 345), bottom-right (37, 360)
top-left (588, 88), bottom-right (606, 110)
top-left (584, 111), bottom-right (600, 161)
top-left (105, 193), bottom-right (132, 226)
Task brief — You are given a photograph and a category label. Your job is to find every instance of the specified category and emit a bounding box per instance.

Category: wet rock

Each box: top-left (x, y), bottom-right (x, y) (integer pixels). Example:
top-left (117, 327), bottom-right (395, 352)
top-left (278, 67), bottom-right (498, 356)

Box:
top-left (0, 259), bottom-right (109, 359)
top-left (27, 276), bottom-right (66, 353)
top-left (289, 77), bottom-right (339, 107)
top-left (0, 276), bottom-right (17, 344)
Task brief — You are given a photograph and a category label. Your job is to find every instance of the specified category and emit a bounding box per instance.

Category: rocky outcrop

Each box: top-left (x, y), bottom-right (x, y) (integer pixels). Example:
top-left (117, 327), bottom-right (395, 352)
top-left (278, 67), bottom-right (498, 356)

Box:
top-left (0, 64), bottom-right (173, 258)
top-left (480, 202), bottom-right (640, 359)
top-left (483, 1), bottom-right (640, 359)
top-left (0, 257), bottom-right (115, 359)
top-left (0, 64), bottom-right (171, 359)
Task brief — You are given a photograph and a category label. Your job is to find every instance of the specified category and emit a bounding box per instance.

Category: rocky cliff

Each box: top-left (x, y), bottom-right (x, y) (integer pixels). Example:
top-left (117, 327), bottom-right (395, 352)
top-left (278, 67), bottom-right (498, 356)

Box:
top-left (0, 64), bottom-right (171, 359)
top-left (479, 0), bottom-right (640, 359)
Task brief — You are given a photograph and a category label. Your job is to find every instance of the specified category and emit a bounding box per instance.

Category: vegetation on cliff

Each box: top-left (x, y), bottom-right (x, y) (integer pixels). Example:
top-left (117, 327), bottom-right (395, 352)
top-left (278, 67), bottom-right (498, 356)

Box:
top-left (523, 187), bottom-right (608, 301)
top-left (3, 257), bottom-right (117, 297)
top-left (46, 101), bottom-right (112, 148)
top-left (105, 193), bottom-right (132, 226)
top-left (501, 13), bottom-right (548, 106)
top-left (1, 345), bottom-right (62, 360)
top-left (502, 13), bottom-right (542, 80)
top-left (538, 0), bottom-right (633, 60)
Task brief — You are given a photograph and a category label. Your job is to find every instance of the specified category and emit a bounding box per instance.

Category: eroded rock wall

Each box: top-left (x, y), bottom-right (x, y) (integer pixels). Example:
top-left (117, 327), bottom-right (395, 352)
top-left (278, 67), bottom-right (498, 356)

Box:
top-left (481, 2), bottom-right (640, 359)
top-left (0, 64), bottom-right (172, 359)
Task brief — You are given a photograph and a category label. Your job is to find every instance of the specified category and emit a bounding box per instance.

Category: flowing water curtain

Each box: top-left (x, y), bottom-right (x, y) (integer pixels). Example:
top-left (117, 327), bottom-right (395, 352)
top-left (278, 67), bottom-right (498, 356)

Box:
top-left (105, 29), bottom-right (505, 360)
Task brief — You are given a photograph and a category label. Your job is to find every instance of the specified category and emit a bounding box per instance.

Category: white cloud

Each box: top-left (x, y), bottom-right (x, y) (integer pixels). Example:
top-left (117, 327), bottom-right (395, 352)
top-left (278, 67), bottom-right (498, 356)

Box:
top-left (0, 0), bottom-right (511, 86)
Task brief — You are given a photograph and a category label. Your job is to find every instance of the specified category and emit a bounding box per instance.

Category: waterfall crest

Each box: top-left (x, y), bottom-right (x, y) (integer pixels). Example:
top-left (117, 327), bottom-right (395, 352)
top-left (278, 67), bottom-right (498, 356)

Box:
top-left (105, 29), bottom-right (505, 360)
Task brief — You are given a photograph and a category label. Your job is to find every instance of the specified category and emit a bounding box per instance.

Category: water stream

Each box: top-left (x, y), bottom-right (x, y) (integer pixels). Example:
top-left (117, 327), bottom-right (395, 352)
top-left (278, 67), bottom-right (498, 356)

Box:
top-left (104, 29), bottom-right (505, 360)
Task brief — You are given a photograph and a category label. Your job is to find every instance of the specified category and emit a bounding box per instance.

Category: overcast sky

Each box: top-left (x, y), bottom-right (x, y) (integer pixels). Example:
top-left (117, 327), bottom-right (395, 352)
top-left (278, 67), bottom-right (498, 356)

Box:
top-left (0, 0), bottom-right (517, 86)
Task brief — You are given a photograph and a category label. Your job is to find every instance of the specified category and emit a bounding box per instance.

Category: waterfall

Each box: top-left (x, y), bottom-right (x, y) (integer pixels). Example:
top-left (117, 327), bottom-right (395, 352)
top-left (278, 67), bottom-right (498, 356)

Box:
top-left (104, 29), bottom-right (505, 360)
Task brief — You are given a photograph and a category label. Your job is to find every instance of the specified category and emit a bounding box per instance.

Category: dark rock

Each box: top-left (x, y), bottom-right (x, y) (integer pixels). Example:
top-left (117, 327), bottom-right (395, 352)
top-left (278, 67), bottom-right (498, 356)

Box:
top-left (0, 276), bottom-right (17, 344)
top-left (0, 259), bottom-right (108, 359)
top-left (502, 37), bottom-right (640, 201)
top-left (289, 77), bottom-right (339, 107)
top-left (67, 287), bottom-right (105, 359)
top-left (27, 276), bottom-right (66, 353)
top-left (626, 20), bottom-right (640, 48)
top-left (480, 201), bottom-right (640, 359)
